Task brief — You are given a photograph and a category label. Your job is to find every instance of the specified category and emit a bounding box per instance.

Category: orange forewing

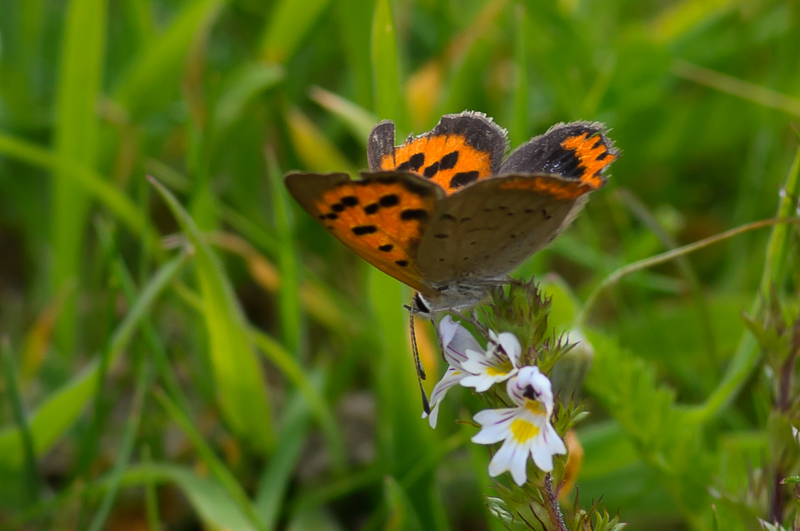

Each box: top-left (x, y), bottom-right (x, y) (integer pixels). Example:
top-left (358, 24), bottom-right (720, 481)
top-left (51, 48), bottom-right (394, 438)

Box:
top-left (560, 133), bottom-right (617, 189)
top-left (379, 134), bottom-right (494, 195)
top-left (285, 172), bottom-right (439, 295)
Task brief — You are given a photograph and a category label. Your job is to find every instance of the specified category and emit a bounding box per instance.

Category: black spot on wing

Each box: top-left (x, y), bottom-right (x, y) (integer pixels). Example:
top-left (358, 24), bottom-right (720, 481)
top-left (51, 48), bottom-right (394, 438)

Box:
top-left (352, 225), bottom-right (377, 235)
top-left (449, 171), bottom-right (479, 189)
top-left (364, 203), bottom-right (379, 214)
top-left (401, 209), bottom-right (429, 221)
top-left (378, 244), bottom-right (394, 252)
top-left (439, 151), bottom-right (459, 170)
top-left (379, 194), bottom-right (399, 207)
top-left (408, 153), bottom-right (425, 170)
top-left (423, 162), bottom-right (439, 178)
top-left (395, 260), bottom-right (409, 267)
top-left (331, 203), bottom-right (345, 212)
top-left (340, 196), bottom-right (358, 207)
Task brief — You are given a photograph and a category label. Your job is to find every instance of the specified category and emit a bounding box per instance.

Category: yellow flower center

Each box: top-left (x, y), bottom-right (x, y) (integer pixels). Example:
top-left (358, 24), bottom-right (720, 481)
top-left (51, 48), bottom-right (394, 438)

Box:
top-left (524, 399), bottom-right (546, 415)
top-left (510, 418), bottom-right (540, 443)
top-left (485, 360), bottom-right (513, 377)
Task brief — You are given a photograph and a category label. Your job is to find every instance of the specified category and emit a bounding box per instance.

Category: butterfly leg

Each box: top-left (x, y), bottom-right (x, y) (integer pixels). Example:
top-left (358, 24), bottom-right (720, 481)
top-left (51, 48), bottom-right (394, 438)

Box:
top-left (405, 293), bottom-right (431, 415)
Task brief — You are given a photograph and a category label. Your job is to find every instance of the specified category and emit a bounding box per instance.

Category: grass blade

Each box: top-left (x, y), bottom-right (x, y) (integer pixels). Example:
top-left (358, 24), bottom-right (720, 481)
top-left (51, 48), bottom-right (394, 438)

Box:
top-left (0, 337), bottom-right (40, 505)
top-left (0, 133), bottom-right (157, 246)
top-left (154, 389), bottom-right (268, 531)
top-left (371, 0), bottom-right (401, 124)
top-left (697, 146), bottom-right (800, 420)
top-left (0, 251), bottom-right (189, 470)
top-left (51, 0), bottom-right (107, 353)
top-left (149, 176), bottom-right (274, 452)
top-left (266, 148), bottom-right (302, 356)
top-left (255, 371), bottom-right (324, 527)
top-left (510, 3), bottom-right (528, 147)
top-left (87, 358), bottom-right (152, 531)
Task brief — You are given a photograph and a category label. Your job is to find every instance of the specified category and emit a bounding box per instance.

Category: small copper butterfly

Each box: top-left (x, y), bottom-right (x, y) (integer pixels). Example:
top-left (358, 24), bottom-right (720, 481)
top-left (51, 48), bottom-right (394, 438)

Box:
top-left (285, 111), bottom-right (617, 313)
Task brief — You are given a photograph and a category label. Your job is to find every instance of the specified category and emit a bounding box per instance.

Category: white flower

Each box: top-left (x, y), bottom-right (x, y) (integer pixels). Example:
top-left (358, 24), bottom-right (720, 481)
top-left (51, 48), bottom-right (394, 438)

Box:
top-left (423, 315), bottom-right (482, 428)
top-left (459, 330), bottom-right (521, 392)
top-left (471, 366), bottom-right (567, 485)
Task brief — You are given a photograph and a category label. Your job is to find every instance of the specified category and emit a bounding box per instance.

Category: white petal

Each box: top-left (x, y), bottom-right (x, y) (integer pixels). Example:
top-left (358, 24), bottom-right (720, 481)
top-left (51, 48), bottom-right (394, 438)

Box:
top-left (510, 439), bottom-right (531, 485)
top-left (426, 401), bottom-right (441, 429)
top-left (531, 442), bottom-right (555, 472)
top-left (460, 374), bottom-right (499, 392)
top-left (438, 316), bottom-right (482, 366)
top-left (438, 315), bottom-right (460, 347)
top-left (542, 425), bottom-right (567, 455)
top-left (461, 349), bottom-right (493, 374)
top-left (496, 332), bottom-right (522, 368)
top-left (430, 367), bottom-right (466, 403)
top-left (487, 438), bottom-right (516, 478)
top-left (472, 409), bottom-right (517, 444)
top-left (425, 367), bottom-right (466, 429)
top-left (530, 426), bottom-right (566, 471)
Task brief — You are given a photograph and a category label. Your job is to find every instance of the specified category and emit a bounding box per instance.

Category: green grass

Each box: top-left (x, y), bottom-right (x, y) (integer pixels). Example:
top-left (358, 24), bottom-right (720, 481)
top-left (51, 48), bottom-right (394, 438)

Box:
top-left (1, 0), bottom-right (799, 529)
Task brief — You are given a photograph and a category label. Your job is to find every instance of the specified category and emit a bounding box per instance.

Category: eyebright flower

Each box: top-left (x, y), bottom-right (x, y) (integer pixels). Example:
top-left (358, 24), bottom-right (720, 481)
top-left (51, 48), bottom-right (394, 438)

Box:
top-left (471, 366), bottom-right (567, 485)
top-left (459, 329), bottom-right (521, 392)
top-left (424, 317), bottom-right (523, 428)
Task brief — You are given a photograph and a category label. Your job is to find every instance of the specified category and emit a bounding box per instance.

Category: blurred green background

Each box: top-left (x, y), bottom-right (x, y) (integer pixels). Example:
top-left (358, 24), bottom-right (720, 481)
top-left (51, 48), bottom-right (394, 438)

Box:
top-left (1, 0), bottom-right (799, 529)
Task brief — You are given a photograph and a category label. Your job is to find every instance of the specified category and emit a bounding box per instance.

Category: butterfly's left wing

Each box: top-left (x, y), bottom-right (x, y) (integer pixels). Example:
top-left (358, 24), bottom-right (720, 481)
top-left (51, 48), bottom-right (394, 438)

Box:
top-left (285, 171), bottom-right (443, 296)
top-left (368, 111), bottom-right (509, 195)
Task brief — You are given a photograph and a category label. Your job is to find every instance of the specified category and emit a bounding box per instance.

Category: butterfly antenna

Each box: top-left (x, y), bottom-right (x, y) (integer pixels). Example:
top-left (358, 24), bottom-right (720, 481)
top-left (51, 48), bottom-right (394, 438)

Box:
top-left (406, 296), bottom-right (431, 415)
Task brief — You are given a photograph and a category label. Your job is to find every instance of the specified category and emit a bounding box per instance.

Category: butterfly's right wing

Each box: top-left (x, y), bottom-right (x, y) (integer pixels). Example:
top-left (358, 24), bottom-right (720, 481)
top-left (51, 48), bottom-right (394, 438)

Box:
top-left (415, 174), bottom-right (591, 284)
top-left (285, 171), bottom-right (443, 296)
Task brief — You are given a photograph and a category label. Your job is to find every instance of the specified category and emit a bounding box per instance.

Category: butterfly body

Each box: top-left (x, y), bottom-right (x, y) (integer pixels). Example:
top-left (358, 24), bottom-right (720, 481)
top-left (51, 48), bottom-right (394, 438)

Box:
top-left (285, 111), bottom-right (618, 312)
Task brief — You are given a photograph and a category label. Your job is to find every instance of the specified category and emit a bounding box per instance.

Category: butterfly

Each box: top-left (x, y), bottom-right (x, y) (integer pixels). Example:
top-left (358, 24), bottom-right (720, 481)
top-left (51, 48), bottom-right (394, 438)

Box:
top-left (285, 111), bottom-right (618, 315)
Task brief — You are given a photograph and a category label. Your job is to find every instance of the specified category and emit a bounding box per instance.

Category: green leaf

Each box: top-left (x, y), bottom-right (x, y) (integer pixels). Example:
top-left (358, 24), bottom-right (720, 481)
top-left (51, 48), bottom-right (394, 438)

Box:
top-left (154, 389), bottom-right (268, 531)
top-left (259, 0), bottom-right (332, 63)
top-left (149, 177), bottom-right (274, 453)
top-left (0, 252), bottom-right (188, 472)
top-left (113, 0), bottom-right (225, 118)
top-left (255, 371), bottom-right (324, 528)
top-left (383, 476), bottom-right (423, 531)
top-left (0, 134), bottom-right (155, 246)
top-left (367, 269), bottom-right (446, 531)
top-left (112, 463), bottom-right (257, 531)
top-left (284, 106), bottom-right (356, 173)
top-left (213, 62), bottom-right (284, 137)
top-left (309, 86), bottom-right (377, 145)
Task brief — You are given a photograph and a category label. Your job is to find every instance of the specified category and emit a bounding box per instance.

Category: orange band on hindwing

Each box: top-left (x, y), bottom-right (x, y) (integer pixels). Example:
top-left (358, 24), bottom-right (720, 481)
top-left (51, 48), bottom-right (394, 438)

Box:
top-left (560, 133), bottom-right (617, 189)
